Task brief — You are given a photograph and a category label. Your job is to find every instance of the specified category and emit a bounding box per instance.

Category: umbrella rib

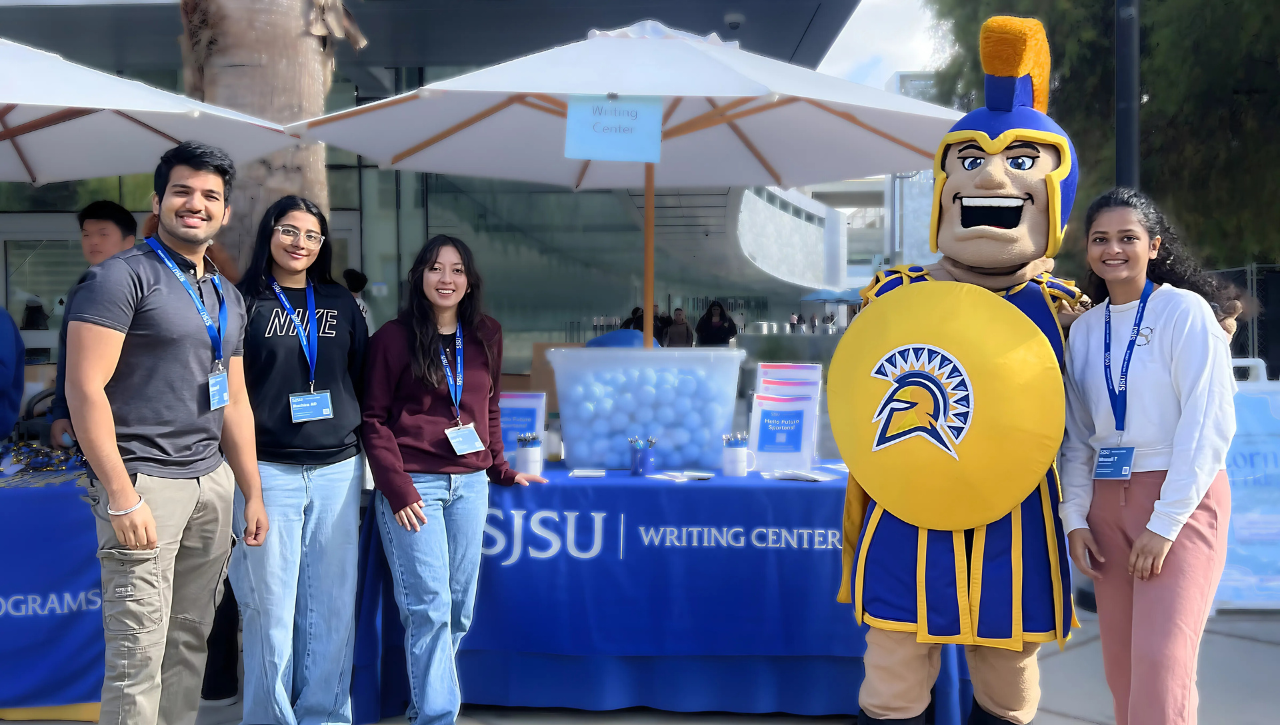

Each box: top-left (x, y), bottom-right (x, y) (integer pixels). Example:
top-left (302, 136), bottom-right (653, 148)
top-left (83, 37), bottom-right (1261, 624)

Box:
top-left (113, 111), bottom-right (181, 144)
top-left (0, 104), bottom-right (15, 122)
top-left (0, 116), bottom-right (37, 184)
top-left (661, 97), bottom-right (683, 127)
top-left (803, 99), bottom-right (932, 159)
top-left (706, 98), bottom-right (781, 186)
top-left (529, 94), bottom-right (567, 112)
top-left (515, 98), bottom-right (566, 118)
top-left (0, 107), bottom-right (98, 144)
top-left (574, 160), bottom-right (591, 190)
top-left (660, 96), bottom-right (756, 140)
top-left (306, 92), bottom-right (420, 130)
top-left (391, 94), bottom-right (527, 164)
top-left (663, 97), bottom-right (799, 141)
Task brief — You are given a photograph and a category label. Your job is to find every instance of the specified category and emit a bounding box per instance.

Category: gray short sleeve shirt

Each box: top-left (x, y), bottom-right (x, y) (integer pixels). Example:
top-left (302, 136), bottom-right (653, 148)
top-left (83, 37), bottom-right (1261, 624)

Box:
top-left (67, 239), bottom-right (246, 479)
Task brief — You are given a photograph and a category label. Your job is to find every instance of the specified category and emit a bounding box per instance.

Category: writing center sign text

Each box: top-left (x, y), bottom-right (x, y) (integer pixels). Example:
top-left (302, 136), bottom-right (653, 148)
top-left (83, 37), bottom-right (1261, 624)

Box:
top-left (565, 95), bottom-right (663, 163)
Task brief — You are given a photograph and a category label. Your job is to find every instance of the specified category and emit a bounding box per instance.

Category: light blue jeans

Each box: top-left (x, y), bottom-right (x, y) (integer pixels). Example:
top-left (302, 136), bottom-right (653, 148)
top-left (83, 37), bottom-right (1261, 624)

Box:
top-left (230, 455), bottom-right (363, 725)
top-left (375, 470), bottom-right (490, 725)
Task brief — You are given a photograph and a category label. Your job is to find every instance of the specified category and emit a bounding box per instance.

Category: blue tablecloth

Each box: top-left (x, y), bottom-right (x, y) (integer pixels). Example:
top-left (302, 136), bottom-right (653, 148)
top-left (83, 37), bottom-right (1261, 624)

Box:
top-left (0, 470), bottom-right (103, 709)
top-left (352, 463), bottom-right (972, 722)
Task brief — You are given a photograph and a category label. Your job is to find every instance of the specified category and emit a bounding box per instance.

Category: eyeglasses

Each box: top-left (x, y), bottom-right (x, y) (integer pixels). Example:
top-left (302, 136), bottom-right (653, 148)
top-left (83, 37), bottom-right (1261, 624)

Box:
top-left (275, 225), bottom-right (325, 247)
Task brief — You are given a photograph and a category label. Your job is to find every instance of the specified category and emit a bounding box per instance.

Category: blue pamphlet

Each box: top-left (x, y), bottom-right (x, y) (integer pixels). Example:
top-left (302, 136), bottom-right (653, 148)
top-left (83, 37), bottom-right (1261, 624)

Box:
top-left (1094, 447), bottom-right (1135, 480)
top-left (290, 390), bottom-right (334, 423)
top-left (565, 95), bottom-right (663, 163)
top-left (208, 371), bottom-right (230, 411)
top-left (759, 409), bottom-right (804, 453)
top-left (501, 406), bottom-right (538, 450)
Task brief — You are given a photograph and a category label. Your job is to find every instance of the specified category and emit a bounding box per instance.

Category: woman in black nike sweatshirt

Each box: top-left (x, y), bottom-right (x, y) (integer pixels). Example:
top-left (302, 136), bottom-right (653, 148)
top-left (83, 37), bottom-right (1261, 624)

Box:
top-left (229, 195), bottom-right (369, 724)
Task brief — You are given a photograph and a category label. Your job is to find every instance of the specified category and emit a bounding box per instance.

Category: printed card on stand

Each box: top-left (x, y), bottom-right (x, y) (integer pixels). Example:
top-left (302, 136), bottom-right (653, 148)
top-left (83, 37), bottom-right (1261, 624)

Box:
top-left (749, 393), bottom-right (818, 473)
top-left (500, 392), bottom-right (546, 456)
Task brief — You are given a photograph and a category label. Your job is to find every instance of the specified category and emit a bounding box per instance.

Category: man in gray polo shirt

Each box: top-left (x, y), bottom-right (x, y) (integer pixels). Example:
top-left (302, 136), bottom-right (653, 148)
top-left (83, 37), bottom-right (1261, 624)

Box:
top-left (66, 142), bottom-right (268, 725)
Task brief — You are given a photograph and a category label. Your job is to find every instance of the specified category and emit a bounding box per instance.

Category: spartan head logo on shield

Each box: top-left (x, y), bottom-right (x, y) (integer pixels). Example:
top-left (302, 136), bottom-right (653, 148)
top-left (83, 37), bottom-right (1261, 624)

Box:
top-left (871, 345), bottom-right (973, 459)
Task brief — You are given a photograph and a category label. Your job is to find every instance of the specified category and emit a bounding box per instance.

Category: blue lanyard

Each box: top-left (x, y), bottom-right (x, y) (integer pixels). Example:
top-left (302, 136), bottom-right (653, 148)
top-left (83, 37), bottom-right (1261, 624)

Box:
top-left (270, 278), bottom-right (318, 392)
top-left (439, 329), bottom-right (463, 423)
top-left (1103, 279), bottom-right (1155, 437)
top-left (146, 238), bottom-right (227, 370)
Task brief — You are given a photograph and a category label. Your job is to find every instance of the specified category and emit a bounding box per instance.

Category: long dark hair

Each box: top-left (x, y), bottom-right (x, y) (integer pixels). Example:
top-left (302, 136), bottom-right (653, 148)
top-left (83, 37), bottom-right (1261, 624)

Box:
top-left (698, 300), bottom-right (728, 325)
top-left (237, 195), bottom-right (335, 301)
top-left (1082, 188), bottom-right (1238, 318)
top-left (405, 235), bottom-right (491, 386)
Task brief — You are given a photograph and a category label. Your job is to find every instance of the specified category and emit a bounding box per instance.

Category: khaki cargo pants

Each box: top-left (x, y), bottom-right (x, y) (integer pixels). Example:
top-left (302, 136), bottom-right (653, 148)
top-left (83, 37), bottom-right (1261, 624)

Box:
top-left (84, 463), bottom-right (235, 725)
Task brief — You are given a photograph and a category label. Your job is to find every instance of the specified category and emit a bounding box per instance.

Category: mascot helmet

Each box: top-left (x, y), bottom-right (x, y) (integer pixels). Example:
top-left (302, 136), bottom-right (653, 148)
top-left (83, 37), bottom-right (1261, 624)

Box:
top-left (929, 17), bottom-right (1078, 258)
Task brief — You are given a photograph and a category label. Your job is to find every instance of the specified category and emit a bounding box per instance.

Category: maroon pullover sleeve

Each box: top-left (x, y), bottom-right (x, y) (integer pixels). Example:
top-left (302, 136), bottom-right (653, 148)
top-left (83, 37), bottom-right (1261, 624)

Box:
top-left (361, 323), bottom-right (422, 512)
top-left (483, 322), bottom-right (518, 486)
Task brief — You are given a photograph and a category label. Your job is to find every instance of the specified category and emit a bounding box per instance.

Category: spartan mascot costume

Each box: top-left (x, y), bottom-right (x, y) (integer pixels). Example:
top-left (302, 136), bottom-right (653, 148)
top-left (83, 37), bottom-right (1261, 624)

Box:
top-left (829, 17), bottom-right (1085, 725)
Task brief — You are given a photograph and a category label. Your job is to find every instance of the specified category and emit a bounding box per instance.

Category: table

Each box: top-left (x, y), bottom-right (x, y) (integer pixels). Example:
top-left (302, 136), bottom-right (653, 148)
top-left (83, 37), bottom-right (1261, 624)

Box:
top-left (352, 463), bottom-right (972, 723)
top-left (0, 469), bottom-right (103, 717)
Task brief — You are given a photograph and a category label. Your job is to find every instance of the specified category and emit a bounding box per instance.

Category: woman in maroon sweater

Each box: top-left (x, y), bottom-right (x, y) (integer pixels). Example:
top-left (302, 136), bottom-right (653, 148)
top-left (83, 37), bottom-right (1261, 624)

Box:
top-left (362, 235), bottom-right (544, 725)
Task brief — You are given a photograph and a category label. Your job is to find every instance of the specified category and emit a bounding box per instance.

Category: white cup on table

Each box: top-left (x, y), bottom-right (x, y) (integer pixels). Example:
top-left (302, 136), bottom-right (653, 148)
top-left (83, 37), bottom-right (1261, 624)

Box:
top-left (515, 447), bottom-right (543, 477)
top-left (722, 447), bottom-right (756, 477)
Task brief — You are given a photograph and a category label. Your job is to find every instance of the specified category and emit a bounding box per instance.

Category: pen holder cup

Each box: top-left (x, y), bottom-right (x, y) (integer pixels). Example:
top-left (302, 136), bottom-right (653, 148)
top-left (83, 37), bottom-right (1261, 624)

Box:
top-left (629, 448), bottom-right (656, 477)
top-left (722, 447), bottom-right (757, 477)
top-left (514, 447), bottom-right (543, 477)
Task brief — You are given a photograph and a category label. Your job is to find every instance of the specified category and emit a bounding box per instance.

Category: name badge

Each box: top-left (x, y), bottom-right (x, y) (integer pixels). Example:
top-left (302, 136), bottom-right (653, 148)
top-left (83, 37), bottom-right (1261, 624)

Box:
top-left (209, 371), bottom-right (230, 410)
top-left (1094, 447), bottom-right (1135, 480)
top-left (445, 423), bottom-right (485, 456)
top-left (290, 390), bottom-right (334, 423)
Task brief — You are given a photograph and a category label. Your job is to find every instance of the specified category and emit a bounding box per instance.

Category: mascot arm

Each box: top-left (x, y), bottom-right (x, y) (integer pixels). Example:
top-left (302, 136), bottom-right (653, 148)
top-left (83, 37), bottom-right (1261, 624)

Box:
top-left (1041, 274), bottom-right (1087, 329)
top-left (840, 265), bottom-right (930, 604)
top-left (837, 475), bottom-right (869, 604)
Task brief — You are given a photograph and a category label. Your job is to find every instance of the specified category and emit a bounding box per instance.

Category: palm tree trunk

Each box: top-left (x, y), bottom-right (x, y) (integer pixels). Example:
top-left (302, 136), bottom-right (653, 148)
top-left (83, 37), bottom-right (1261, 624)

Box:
top-left (179, 0), bottom-right (358, 270)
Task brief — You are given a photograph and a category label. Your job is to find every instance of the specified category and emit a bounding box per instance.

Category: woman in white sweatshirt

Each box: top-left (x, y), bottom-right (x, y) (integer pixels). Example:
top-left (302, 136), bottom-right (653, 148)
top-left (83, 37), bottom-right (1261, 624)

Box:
top-left (1060, 188), bottom-right (1237, 725)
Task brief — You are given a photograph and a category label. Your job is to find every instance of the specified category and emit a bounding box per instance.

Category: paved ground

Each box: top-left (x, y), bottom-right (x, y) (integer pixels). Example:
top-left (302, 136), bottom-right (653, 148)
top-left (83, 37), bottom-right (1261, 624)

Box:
top-left (13, 610), bottom-right (1277, 724)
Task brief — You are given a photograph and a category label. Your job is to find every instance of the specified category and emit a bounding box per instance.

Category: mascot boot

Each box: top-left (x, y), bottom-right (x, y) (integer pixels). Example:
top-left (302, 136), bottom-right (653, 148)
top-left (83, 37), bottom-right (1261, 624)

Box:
top-left (830, 17), bottom-right (1085, 725)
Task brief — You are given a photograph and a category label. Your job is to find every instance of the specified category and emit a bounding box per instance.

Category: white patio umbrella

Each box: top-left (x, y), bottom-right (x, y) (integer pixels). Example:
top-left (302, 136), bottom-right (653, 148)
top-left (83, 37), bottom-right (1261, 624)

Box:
top-left (0, 38), bottom-right (299, 185)
top-left (291, 20), bottom-right (962, 345)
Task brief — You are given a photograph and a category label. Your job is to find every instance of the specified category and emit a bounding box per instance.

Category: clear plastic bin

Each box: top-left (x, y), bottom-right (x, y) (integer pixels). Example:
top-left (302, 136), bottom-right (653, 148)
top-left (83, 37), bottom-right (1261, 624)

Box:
top-left (546, 347), bottom-right (746, 470)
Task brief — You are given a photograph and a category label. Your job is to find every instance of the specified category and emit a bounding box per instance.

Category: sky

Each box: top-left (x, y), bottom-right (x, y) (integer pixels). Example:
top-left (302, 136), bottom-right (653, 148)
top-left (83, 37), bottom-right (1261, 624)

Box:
top-left (816, 0), bottom-right (953, 90)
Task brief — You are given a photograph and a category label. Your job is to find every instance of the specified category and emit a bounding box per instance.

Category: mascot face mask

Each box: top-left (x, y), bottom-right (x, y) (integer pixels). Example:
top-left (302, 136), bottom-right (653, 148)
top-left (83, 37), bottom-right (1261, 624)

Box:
top-left (936, 140), bottom-right (1061, 267)
top-left (929, 17), bottom-right (1078, 268)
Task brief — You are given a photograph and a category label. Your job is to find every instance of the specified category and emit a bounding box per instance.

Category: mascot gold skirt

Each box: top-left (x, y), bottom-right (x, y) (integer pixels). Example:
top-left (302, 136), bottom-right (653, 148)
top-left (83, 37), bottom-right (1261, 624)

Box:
top-left (828, 16), bottom-right (1086, 725)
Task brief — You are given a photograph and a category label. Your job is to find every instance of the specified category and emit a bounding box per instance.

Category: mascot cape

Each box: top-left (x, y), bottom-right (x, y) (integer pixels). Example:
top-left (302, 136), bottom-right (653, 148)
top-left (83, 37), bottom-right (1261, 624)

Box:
top-left (830, 16), bottom-right (1082, 651)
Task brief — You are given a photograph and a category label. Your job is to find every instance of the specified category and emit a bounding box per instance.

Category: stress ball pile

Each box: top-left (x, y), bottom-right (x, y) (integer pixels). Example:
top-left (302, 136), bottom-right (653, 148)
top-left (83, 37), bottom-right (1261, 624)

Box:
top-left (547, 349), bottom-right (745, 470)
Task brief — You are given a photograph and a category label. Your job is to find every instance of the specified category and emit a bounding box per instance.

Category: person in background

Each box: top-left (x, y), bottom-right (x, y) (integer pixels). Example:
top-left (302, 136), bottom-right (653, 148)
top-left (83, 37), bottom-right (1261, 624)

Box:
top-left (620, 306), bottom-right (643, 330)
top-left (663, 308), bottom-right (695, 347)
top-left (1060, 188), bottom-right (1236, 725)
top-left (695, 301), bottom-right (738, 346)
top-left (810, 313), bottom-right (818, 331)
top-left (65, 141), bottom-right (268, 725)
top-left (788, 312), bottom-right (798, 332)
top-left (653, 304), bottom-right (673, 344)
top-left (343, 267), bottom-right (371, 324)
top-left (49, 201), bottom-right (137, 449)
top-left (0, 308), bottom-right (25, 437)
top-left (362, 234), bottom-right (545, 725)
top-left (232, 196), bottom-right (368, 725)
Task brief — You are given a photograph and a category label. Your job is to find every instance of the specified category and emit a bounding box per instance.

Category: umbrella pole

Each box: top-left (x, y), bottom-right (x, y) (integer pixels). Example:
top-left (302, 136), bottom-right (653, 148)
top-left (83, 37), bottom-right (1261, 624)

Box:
top-left (643, 163), bottom-right (655, 349)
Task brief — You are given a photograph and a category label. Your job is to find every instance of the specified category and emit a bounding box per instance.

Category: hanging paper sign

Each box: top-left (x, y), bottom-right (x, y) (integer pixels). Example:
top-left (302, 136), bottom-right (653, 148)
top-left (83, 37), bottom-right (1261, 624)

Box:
top-left (564, 95), bottom-right (663, 163)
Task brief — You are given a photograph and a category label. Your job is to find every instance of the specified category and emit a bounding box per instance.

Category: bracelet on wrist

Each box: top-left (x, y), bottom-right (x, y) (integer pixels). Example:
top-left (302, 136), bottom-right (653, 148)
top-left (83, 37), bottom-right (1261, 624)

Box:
top-left (108, 494), bottom-right (145, 516)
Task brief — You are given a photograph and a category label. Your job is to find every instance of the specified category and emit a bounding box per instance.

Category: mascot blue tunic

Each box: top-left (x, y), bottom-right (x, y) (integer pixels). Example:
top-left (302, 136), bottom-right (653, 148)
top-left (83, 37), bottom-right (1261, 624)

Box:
top-left (829, 16), bottom-right (1088, 725)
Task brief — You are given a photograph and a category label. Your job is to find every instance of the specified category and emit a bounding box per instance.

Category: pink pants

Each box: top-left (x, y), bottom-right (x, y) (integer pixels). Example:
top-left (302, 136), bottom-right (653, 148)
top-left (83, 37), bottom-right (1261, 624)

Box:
top-left (1087, 470), bottom-right (1230, 725)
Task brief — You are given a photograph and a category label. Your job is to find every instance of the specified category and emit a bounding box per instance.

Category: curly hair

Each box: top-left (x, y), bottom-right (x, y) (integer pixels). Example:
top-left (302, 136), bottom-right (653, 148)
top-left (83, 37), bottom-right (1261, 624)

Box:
top-left (1082, 188), bottom-right (1240, 321)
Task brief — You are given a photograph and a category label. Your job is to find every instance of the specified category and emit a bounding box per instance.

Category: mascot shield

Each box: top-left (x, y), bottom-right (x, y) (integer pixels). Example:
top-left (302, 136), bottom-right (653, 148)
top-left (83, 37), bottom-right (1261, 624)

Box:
top-left (828, 282), bottom-right (1065, 531)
